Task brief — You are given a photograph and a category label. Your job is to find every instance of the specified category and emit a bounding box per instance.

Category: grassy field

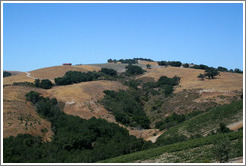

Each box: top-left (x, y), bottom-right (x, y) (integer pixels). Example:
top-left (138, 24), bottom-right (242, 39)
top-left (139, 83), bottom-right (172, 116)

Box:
top-left (99, 130), bottom-right (243, 163)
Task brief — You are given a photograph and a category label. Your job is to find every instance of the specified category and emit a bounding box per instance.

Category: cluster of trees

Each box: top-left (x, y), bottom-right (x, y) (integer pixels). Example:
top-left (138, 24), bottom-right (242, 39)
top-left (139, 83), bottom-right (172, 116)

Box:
top-left (107, 58), bottom-right (154, 64)
top-left (3, 71), bottom-right (12, 77)
top-left (3, 91), bottom-right (152, 163)
top-left (101, 89), bottom-right (150, 129)
top-left (125, 64), bottom-right (146, 76)
top-left (100, 68), bottom-right (117, 76)
top-left (12, 79), bottom-right (53, 89)
top-left (55, 69), bottom-right (119, 86)
top-left (158, 61), bottom-right (182, 67)
top-left (107, 59), bottom-right (137, 64)
top-left (155, 113), bottom-right (185, 130)
top-left (54, 71), bottom-right (101, 85)
top-left (192, 64), bottom-right (243, 74)
top-left (34, 79), bottom-right (53, 89)
top-left (133, 58), bottom-right (154, 62)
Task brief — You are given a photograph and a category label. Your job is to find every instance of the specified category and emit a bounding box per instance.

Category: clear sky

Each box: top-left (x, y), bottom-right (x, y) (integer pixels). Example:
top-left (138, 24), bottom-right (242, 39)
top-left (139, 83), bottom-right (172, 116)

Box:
top-left (3, 3), bottom-right (243, 71)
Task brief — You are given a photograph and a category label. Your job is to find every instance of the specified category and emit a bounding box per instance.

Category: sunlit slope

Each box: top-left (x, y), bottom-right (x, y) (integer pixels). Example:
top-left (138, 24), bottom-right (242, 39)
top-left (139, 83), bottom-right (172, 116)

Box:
top-left (31, 65), bottom-right (101, 80)
top-left (45, 80), bottom-right (127, 122)
top-left (3, 73), bottom-right (34, 85)
top-left (3, 86), bottom-right (53, 142)
top-left (138, 67), bottom-right (243, 92)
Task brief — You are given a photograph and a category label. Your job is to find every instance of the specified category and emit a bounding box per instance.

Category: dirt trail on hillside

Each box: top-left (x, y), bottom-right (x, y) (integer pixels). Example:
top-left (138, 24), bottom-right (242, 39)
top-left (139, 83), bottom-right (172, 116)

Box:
top-left (227, 119), bottom-right (243, 131)
top-left (26, 72), bottom-right (37, 79)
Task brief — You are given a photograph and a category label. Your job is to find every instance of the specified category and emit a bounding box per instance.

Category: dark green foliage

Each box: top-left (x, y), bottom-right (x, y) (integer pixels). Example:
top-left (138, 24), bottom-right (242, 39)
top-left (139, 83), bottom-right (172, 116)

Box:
top-left (217, 66), bottom-right (228, 72)
top-left (13, 82), bottom-right (35, 87)
top-left (34, 79), bottom-right (40, 87)
top-left (158, 61), bottom-right (168, 66)
top-left (197, 73), bottom-right (205, 80)
top-left (234, 68), bottom-right (243, 74)
top-left (158, 61), bottom-right (182, 67)
top-left (217, 123), bottom-right (231, 134)
top-left (4, 92), bottom-right (152, 163)
top-left (125, 65), bottom-right (146, 76)
top-left (156, 100), bottom-right (243, 145)
top-left (212, 136), bottom-right (231, 163)
top-left (204, 68), bottom-right (220, 79)
top-left (100, 131), bottom-right (242, 163)
top-left (13, 79), bottom-right (53, 89)
top-left (155, 113), bottom-right (185, 130)
top-left (146, 64), bottom-right (151, 69)
top-left (192, 64), bottom-right (209, 70)
top-left (39, 79), bottom-right (53, 89)
top-left (124, 79), bottom-right (141, 90)
top-left (101, 68), bottom-right (117, 76)
top-left (133, 58), bottom-right (154, 62)
top-left (168, 61), bottom-right (182, 67)
top-left (3, 71), bottom-right (12, 77)
top-left (157, 76), bottom-right (180, 86)
top-left (109, 59), bottom-right (137, 64)
top-left (3, 134), bottom-right (44, 163)
top-left (54, 71), bottom-right (101, 85)
top-left (101, 90), bottom-right (150, 128)
top-left (25, 91), bottom-right (41, 104)
top-left (182, 63), bottom-right (189, 68)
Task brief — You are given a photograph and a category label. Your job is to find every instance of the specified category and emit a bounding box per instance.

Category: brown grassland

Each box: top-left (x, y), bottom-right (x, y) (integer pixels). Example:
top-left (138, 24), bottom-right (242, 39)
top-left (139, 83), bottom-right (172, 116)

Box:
top-left (3, 86), bottom-right (53, 142)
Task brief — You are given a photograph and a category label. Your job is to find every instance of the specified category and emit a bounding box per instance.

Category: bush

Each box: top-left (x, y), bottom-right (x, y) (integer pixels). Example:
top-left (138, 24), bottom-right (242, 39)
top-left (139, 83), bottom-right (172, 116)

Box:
top-left (3, 71), bottom-right (12, 77)
top-left (101, 68), bottom-right (117, 76)
top-left (182, 63), bottom-right (189, 68)
top-left (125, 65), bottom-right (146, 76)
top-left (39, 79), bottom-right (53, 89)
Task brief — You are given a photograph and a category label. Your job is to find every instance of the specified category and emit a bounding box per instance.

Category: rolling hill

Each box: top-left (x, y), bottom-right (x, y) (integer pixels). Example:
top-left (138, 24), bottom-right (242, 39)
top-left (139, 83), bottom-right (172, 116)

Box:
top-left (3, 61), bottom-right (244, 163)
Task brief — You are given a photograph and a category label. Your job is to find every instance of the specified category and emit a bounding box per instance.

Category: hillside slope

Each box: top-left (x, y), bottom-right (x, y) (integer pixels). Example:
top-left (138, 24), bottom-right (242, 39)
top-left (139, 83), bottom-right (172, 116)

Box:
top-left (3, 86), bottom-right (53, 142)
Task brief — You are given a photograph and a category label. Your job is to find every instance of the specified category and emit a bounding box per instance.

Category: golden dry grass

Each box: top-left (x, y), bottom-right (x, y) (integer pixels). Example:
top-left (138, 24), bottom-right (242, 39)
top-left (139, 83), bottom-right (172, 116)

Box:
top-left (3, 86), bottom-right (53, 142)
top-left (45, 80), bottom-right (127, 122)
top-left (138, 67), bottom-right (243, 93)
top-left (138, 61), bottom-right (159, 66)
top-left (3, 73), bottom-right (34, 85)
top-left (30, 65), bottom-right (101, 80)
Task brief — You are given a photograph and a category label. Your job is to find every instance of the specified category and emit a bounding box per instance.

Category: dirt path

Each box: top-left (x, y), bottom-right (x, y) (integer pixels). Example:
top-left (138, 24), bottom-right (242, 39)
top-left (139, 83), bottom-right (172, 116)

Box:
top-left (229, 157), bottom-right (243, 163)
top-left (146, 130), bottom-right (165, 143)
top-left (227, 119), bottom-right (243, 131)
top-left (26, 72), bottom-right (37, 79)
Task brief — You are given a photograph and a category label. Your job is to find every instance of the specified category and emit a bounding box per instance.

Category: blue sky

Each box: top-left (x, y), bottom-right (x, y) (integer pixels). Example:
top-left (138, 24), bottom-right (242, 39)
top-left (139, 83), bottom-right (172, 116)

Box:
top-left (3, 3), bottom-right (243, 71)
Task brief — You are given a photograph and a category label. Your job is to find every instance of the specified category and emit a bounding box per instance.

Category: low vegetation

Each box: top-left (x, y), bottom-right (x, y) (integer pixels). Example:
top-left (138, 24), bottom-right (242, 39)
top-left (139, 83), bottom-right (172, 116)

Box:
top-left (156, 100), bottom-right (243, 146)
top-left (99, 131), bottom-right (242, 163)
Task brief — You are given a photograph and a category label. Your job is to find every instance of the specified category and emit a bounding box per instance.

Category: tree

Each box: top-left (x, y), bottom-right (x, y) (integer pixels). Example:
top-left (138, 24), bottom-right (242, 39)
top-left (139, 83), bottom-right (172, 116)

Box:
top-left (212, 136), bottom-right (231, 163)
top-left (217, 122), bottom-right (231, 133)
top-left (217, 66), bottom-right (228, 72)
top-left (3, 71), bottom-right (12, 77)
top-left (234, 68), bottom-right (243, 74)
top-left (101, 68), bottom-right (117, 76)
top-left (197, 74), bottom-right (205, 80)
top-left (34, 79), bottom-right (40, 87)
top-left (125, 65), bottom-right (145, 76)
top-left (146, 64), bottom-right (151, 69)
top-left (182, 63), bottom-right (189, 68)
top-left (204, 68), bottom-right (220, 79)
top-left (39, 79), bottom-right (53, 89)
